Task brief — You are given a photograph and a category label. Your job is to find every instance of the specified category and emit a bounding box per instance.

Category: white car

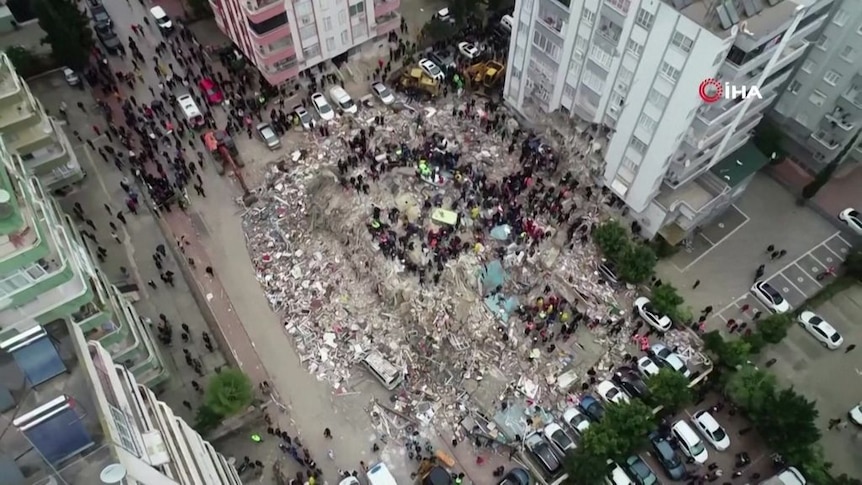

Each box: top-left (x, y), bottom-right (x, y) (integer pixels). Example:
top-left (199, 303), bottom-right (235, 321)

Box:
top-left (457, 41), bottom-right (479, 59)
top-left (310, 93), bottom-right (334, 121)
top-left (543, 422), bottom-right (577, 455)
top-left (751, 281), bottom-right (791, 313)
top-left (597, 380), bottom-right (630, 405)
top-left (839, 208), bottom-right (862, 236)
top-left (63, 68), bottom-right (80, 86)
top-left (419, 58), bottom-right (445, 81)
top-left (294, 105), bottom-right (312, 129)
top-left (692, 410), bottom-right (731, 451)
top-left (797, 311), bottom-right (844, 349)
top-left (637, 355), bottom-right (661, 378)
top-left (650, 344), bottom-right (691, 378)
top-left (635, 296), bottom-right (672, 332)
top-left (561, 407), bottom-right (591, 435)
top-left (849, 402), bottom-right (862, 426)
top-left (371, 81), bottom-right (395, 105)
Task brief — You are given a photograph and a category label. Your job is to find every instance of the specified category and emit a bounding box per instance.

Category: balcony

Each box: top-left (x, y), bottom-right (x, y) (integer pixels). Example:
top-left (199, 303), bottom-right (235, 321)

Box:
top-left (373, 0), bottom-right (399, 18)
top-left (771, 41), bottom-right (808, 73)
top-left (256, 39), bottom-right (296, 64)
top-left (248, 20), bottom-right (290, 45)
top-left (261, 64), bottom-right (300, 86)
top-left (538, 14), bottom-right (566, 36)
top-left (243, 0), bottom-right (285, 24)
top-left (811, 131), bottom-right (840, 151)
top-left (825, 109), bottom-right (854, 132)
top-left (374, 12), bottom-right (400, 35)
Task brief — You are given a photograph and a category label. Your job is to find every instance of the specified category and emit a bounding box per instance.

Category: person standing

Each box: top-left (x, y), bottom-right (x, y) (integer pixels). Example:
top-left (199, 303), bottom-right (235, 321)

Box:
top-left (845, 344), bottom-right (856, 354)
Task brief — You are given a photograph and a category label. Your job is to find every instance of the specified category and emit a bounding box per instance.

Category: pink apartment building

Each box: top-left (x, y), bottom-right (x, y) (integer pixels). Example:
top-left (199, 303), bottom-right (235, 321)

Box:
top-left (208, 0), bottom-right (402, 85)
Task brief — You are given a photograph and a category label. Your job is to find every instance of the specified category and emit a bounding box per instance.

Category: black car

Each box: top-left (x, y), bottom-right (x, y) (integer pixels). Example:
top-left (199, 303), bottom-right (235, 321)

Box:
top-left (94, 22), bottom-right (121, 54)
top-left (625, 455), bottom-right (660, 485)
top-left (612, 369), bottom-right (649, 399)
top-left (497, 468), bottom-right (531, 485)
top-left (578, 395), bottom-right (606, 422)
top-left (525, 434), bottom-right (561, 477)
top-left (90, 4), bottom-right (112, 27)
top-left (649, 432), bottom-right (686, 480)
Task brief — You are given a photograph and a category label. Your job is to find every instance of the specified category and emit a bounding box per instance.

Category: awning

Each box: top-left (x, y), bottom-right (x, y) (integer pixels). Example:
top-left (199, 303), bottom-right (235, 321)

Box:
top-left (709, 142), bottom-right (770, 188)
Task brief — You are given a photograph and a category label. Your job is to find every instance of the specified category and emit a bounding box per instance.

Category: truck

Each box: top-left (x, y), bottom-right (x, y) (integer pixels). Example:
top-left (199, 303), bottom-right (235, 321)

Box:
top-left (759, 467), bottom-right (806, 485)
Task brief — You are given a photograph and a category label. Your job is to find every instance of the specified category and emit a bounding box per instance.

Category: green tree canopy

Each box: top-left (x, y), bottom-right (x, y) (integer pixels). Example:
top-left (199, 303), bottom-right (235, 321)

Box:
top-left (33, 0), bottom-right (93, 70)
top-left (599, 400), bottom-right (655, 459)
top-left (845, 246), bottom-right (862, 280)
top-left (445, 0), bottom-right (481, 25)
top-left (646, 368), bottom-right (694, 412)
top-left (593, 220), bottom-right (629, 261)
top-left (724, 364), bottom-right (776, 413)
top-left (421, 18), bottom-right (459, 45)
top-left (755, 387), bottom-right (821, 459)
top-left (617, 244), bottom-right (657, 284)
top-left (4, 46), bottom-right (44, 77)
top-left (204, 369), bottom-right (254, 417)
top-left (564, 446), bottom-right (608, 485)
top-left (193, 404), bottom-right (224, 434)
top-left (650, 283), bottom-right (684, 317)
top-left (757, 313), bottom-right (792, 344)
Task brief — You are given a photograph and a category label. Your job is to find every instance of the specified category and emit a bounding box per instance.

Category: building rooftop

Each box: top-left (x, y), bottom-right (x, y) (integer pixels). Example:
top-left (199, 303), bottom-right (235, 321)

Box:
top-left (672, 0), bottom-right (801, 40)
top-left (709, 141), bottom-right (770, 187)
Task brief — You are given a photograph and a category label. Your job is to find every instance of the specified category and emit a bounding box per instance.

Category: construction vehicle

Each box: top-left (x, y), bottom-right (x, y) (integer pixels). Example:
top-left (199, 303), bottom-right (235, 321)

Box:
top-left (201, 130), bottom-right (257, 205)
top-left (415, 456), bottom-right (452, 485)
top-left (465, 60), bottom-right (506, 95)
top-left (397, 66), bottom-right (440, 97)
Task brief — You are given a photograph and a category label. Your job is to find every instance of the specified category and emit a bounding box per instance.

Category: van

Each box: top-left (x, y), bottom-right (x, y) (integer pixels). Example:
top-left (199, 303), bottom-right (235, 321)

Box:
top-left (671, 420), bottom-right (709, 464)
top-left (328, 86), bottom-right (357, 114)
top-left (177, 94), bottom-right (205, 128)
top-left (150, 6), bottom-right (173, 32)
top-left (367, 461), bottom-right (398, 485)
top-left (500, 14), bottom-right (514, 31)
top-left (361, 350), bottom-right (403, 390)
top-left (605, 460), bottom-right (634, 485)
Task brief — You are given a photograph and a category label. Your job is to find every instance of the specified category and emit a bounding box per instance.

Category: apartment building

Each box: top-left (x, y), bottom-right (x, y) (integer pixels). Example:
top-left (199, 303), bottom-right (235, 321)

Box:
top-left (210, 0), bottom-right (401, 85)
top-left (770, 0), bottom-right (862, 172)
top-left (505, 0), bottom-right (832, 242)
top-left (0, 53), bottom-right (84, 192)
top-left (0, 143), bottom-right (236, 484)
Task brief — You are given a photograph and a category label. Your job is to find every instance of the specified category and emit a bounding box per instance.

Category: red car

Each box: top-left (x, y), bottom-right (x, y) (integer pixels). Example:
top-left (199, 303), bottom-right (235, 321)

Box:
top-left (198, 78), bottom-right (223, 104)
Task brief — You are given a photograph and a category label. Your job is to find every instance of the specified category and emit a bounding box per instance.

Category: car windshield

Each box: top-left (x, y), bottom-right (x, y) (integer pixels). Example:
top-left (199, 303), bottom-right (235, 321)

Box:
top-left (552, 430), bottom-right (573, 449)
top-left (262, 127), bottom-right (275, 138)
top-left (571, 414), bottom-right (588, 427)
top-left (378, 86), bottom-right (391, 97)
top-left (810, 315), bottom-right (823, 324)
top-left (710, 425), bottom-right (727, 441)
top-left (426, 63), bottom-right (441, 75)
top-left (317, 101), bottom-right (331, 113)
top-left (690, 440), bottom-right (706, 456)
top-left (607, 388), bottom-right (620, 400)
top-left (588, 402), bottom-right (605, 419)
top-left (830, 332), bottom-right (841, 342)
top-left (95, 23), bottom-right (110, 34)
top-left (850, 210), bottom-right (860, 218)
top-left (341, 99), bottom-right (355, 109)
top-left (538, 447), bottom-right (560, 471)
top-left (656, 441), bottom-right (680, 466)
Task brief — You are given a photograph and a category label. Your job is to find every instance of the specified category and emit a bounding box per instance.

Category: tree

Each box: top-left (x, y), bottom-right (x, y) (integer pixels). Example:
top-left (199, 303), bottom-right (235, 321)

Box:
top-left (800, 128), bottom-right (861, 201)
top-left (650, 284), bottom-right (684, 318)
top-left (752, 120), bottom-right (784, 163)
top-left (593, 220), bottom-right (629, 261)
top-left (33, 0), bottom-right (93, 70)
top-left (193, 404), bottom-right (224, 434)
top-left (741, 331), bottom-right (766, 355)
top-left (4, 46), bottom-right (44, 78)
top-left (599, 400), bottom-right (655, 458)
top-left (446, 0), bottom-right (481, 26)
top-left (421, 18), bottom-right (459, 45)
top-left (565, 447), bottom-right (608, 485)
top-left (617, 243), bottom-right (657, 284)
top-left (204, 369), bottom-right (253, 417)
top-left (646, 368), bottom-right (694, 412)
top-left (757, 313), bottom-right (792, 343)
top-left (845, 246), bottom-right (862, 280)
top-left (724, 364), bottom-right (776, 413)
top-left (755, 387), bottom-right (821, 459)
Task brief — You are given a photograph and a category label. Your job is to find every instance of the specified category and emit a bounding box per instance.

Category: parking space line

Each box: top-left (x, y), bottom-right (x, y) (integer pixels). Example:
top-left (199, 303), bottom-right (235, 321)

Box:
top-left (679, 205), bottom-right (750, 272)
top-left (784, 264), bottom-right (817, 294)
top-left (821, 243), bottom-right (846, 261)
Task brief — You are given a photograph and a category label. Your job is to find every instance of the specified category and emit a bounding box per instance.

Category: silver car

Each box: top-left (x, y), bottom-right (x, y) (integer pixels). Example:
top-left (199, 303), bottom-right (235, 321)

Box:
top-left (255, 122), bottom-right (280, 150)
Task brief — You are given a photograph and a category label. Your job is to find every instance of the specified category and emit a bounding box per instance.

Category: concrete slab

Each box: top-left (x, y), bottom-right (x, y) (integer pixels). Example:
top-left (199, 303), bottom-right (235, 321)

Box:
top-left (668, 233), bottom-right (712, 271)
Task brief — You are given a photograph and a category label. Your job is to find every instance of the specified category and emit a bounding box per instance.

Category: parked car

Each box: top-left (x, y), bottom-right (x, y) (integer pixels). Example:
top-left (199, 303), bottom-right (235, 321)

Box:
top-left (578, 395), bottom-right (606, 422)
top-left (750, 281), bottom-right (791, 313)
top-left (561, 406), bottom-right (591, 435)
top-left (692, 410), bottom-right (731, 451)
top-left (150, 5), bottom-right (174, 33)
top-left (94, 22), bottom-right (122, 55)
top-left (650, 344), bottom-right (691, 378)
top-left (497, 468), bottom-right (531, 485)
top-left (524, 433), bottom-right (561, 477)
top-left (432, 7), bottom-right (455, 24)
top-left (63, 68), bottom-right (80, 86)
top-left (457, 41), bottom-right (480, 59)
top-left (371, 81), bottom-right (395, 105)
top-left (597, 380), bottom-right (630, 404)
top-left (544, 422), bottom-right (576, 457)
top-left (90, 3), bottom-right (112, 26)
top-left (419, 58), bottom-right (445, 81)
top-left (839, 208), bottom-right (862, 235)
top-left (649, 432), bottom-right (686, 480)
top-left (637, 355), bottom-right (661, 377)
top-left (255, 122), bottom-right (280, 150)
top-left (198, 78), bottom-right (223, 104)
top-left (635, 296), bottom-right (672, 332)
top-left (311, 92), bottom-right (334, 121)
top-left (797, 311), bottom-right (843, 349)
top-left (612, 369), bottom-right (649, 400)
top-left (293, 105), bottom-right (313, 129)
top-left (625, 455), bottom-right (659, 485)
top-left (849, 402), bottom-right (862, 426)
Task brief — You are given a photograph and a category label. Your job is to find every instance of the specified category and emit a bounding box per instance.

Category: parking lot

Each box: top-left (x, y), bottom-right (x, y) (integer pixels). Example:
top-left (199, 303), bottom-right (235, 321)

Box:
top-left (709, 231), bottom-right (853, 328)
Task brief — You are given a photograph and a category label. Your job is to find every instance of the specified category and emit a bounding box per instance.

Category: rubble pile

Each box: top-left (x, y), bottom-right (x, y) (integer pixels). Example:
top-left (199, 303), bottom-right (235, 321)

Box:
top-left (240, 97), bottom-right (649, 441)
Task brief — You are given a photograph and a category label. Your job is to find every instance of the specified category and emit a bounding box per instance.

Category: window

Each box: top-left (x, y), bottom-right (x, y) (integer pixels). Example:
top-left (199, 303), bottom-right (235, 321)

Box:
top-left (597, 17), bottom-right (622, 42)
top-left (533, 31), bottom-right (561, 60)
top-left (575, 35), bottom-right (588, 54)
top-left (326, 37), bottom-right (335, 50)
top-left (341, 31), bottom-right (349, 43)
top-left (824, 70), bottom-right (842, 85)
top-left (590, 44), bottom-right (612, 68)
top-left (25, 264), bottom-right (47, 280)
top-left (787, 80), bottom-right (801, 94)
top-left (626, 39), bottom-right (643, 58)
top-left (618, 66), bottom-right (633, 85)
top-left (841, 45), bottom-right (855, 61)
top-left (564, 84), bottom-right (576, 98)
top-left (647, 88), bottom-right (668, 109)
top-left (638, 113), bottom-right (658, 135)
top-left (801, 60), bottom-right (814, 73)
top-left (303, 44), bottom-right (321, 58)
top-left (299, 23), bottom-right (317, 39)
top-left (349, 2), bottom-right (364, 16)
top-left (338, 10), bottom-right (347, 25)
top-left (606, 0), bottom-right (631, 14)
top-left (635, 8), bottom-right (654, 29)
top-left (609, 92), bottom-right (624, 112)
top-left (630, 136), bottom-right (648, 155)
top-left (809, 90), bottom-right (826, 106)
top-left (621, 155), bottom-right (638, 172)
top-left (815, 34), bottom-right (829, 50)
top-left (299, 14), bottom-right (314, 25)
top-left (832, 8), bottom-right (848, 26)
top-left (583, 9), bottom-right (595, 25)
top-left (671, 31), bottom-right (693, 53)
top-left (659, 62), bottom-right (680, 83)
top-left (582, 68), bottom-right (605, 93)
top-left (324, 17), bottom-right (332, 30)
top-left (795, 112), bottom-right (809, 125)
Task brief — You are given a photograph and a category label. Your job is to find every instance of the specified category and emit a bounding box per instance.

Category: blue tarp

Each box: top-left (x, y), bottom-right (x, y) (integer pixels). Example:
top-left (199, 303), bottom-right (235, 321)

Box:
top-left (479, 260), bottom-right (519, 324)
top-left (490, 224), bottom-right (511, 240)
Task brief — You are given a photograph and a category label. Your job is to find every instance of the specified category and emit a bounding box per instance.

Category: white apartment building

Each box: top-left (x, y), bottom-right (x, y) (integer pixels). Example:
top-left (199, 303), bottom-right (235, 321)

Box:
top-left (0, 53), bottom-right (84, 192)
top-left (505, 0), bottom-right (832, 242)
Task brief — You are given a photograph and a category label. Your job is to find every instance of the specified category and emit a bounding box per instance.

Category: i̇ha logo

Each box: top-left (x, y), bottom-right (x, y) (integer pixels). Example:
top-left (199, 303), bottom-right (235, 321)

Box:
top-left (698, 77), bottom-right (762, 103)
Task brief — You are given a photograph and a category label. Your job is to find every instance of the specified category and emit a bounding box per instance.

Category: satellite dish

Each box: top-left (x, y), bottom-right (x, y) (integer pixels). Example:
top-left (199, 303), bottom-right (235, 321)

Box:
top-left (100, 464), bottom-right (127, 484)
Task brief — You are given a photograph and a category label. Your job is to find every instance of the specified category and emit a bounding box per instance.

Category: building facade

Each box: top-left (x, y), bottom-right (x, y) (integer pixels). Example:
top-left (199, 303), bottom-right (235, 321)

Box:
top-left (769, 0), bottom-right (862, 172)
top-left (505, 0), bottom-right (832, 242)
top-left (210, 0), bottom-right (401, 85)
top-left (0, 53), bottom-right (84, 192)
top-left (0, 142), bottom-right (239, 484)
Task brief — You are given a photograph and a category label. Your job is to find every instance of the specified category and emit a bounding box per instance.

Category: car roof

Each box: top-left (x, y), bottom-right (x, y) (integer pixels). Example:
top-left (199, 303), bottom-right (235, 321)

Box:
top-left (150, 6), bottom-right (167, 16)
top-left (199, 77), bottom-right (214, 85)
top-left (812, 318), bottom-right (838, 335)
top-left (694, 410), bottom-right (721, 429)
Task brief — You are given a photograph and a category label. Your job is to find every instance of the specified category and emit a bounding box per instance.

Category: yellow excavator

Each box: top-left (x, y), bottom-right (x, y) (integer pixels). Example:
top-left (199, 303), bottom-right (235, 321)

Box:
top-left (399, 67), bottom-right (441, 97)
top-left (465, 60), bottom-right (506, 95)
